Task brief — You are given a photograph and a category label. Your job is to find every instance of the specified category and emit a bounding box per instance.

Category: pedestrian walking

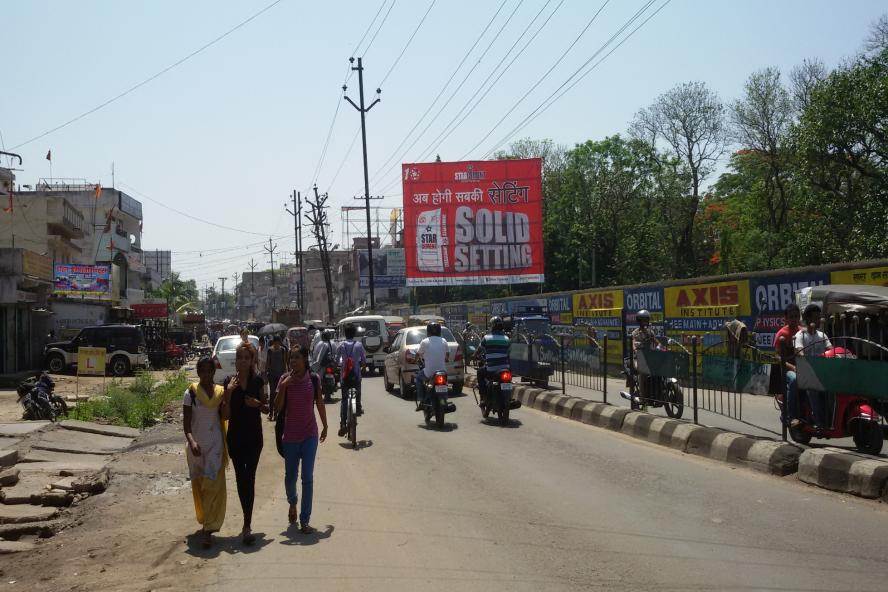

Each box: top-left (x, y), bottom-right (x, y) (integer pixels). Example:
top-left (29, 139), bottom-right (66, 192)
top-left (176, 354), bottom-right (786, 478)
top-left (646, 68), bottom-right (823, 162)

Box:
top-left (266, 336), bottom-right (288, 420)
top-left (183, 356), bottom-right (229, 549)
top-left (275, 346), bottom-right (328, 533)
top-left (223, 341), bottom-right (267, 545)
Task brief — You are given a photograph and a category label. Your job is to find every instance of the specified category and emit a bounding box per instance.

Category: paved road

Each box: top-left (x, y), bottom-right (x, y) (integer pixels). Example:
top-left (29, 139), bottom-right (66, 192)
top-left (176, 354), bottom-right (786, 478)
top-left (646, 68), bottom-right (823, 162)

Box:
top-left (187, 375), bottom-right (888, 591)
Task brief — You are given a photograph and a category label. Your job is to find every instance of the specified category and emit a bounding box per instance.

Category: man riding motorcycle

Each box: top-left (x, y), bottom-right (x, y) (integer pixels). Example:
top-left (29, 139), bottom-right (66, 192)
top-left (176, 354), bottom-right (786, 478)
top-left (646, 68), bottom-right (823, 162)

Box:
top-left (475, 316), bottom-right (511, 409)
top-left (630, 309), bottom-right (662, 404)
top-left (311, 329), bottom-right (336, 374)
top-left (414, 321), bottom-right (449, 410)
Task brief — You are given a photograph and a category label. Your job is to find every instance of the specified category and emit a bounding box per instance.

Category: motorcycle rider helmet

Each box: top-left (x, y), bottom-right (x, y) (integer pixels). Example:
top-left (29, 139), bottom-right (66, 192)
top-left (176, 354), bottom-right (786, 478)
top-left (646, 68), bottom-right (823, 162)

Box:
top-left (637, 310), bottom-right (651, 323)
top-left (490, 316), bottom-right (504, 332)
top-left (427, 321), bottom-right (442, 337)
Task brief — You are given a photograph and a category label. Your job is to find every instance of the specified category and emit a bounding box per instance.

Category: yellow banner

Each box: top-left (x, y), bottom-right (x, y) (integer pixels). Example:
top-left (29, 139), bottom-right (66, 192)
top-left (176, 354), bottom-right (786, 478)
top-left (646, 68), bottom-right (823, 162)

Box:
top-left (77, 347), bottom-right (106, 376)
top-left (665, 280), bottom-right (750, 318)
top-left (573, 290), bottom-right (624, 319)
top-left (831, 266), bottom-right (888, 286)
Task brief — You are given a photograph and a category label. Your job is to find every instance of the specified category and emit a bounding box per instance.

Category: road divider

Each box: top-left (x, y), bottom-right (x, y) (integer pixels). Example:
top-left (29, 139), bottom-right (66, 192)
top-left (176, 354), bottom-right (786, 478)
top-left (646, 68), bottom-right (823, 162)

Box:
top-left (466, 374), bottom-right (810, 482)
top-left (798, 448), bottom-right (888, 500)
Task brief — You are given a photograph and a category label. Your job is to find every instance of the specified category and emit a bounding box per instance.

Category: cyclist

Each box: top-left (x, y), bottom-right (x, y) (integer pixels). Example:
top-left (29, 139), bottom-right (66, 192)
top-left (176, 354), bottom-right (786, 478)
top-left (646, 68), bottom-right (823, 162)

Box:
top-left (336, 324), bottom-right (366, 437)
top-left (475, 317), bottom-right (511, 409)
top-left (414, 321), bottom-right (449, 410)
top-left (630, 309), bottom-right (662, 403)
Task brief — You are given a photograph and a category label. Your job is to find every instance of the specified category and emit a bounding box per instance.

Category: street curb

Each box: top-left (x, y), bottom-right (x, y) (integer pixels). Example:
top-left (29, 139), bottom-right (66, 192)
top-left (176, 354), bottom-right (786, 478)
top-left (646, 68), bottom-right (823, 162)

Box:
top-left (798, 448), bottom-right (888, 499)
top-left (467, 373), bottom-right (802, 475)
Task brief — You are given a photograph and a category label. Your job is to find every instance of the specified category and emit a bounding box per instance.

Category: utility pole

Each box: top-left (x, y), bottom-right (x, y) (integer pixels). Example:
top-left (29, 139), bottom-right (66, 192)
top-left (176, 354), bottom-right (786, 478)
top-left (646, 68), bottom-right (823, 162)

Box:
top-left (285, 190), bottom-right (304, 311)
top-left (344, 56), bottom-right (381, 310)
top-left (306, 185), bottom-right (335, 322)
top-left (218, 277), bottom-right (227, 319)
top-left (248, 258), bottom-right (257, 293)
top-left (264, 238), bottom-right (278, 311)
top-left (232, 272), bottom-right (240, 319)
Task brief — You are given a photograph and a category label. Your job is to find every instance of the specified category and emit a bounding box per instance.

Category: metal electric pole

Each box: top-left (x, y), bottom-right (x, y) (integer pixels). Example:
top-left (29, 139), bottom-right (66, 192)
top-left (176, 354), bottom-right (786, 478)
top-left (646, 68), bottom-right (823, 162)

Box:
top-left (264, 238), bottom-right (279, 311)
top-left (218, 277), bottom-right (227, 319)
top-left (285, 190), bottom-right (304, 311)
top-left (232, 272), bottom-right (240, 319)
top-left (248, 258), bottom-right (257, 293)
top-left (344, 56), bottom-right (381, 310)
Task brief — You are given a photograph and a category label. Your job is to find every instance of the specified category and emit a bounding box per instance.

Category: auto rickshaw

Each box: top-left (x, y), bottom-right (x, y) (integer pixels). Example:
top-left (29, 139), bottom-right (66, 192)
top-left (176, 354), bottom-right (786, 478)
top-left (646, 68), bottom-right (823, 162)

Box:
top-left (776, 284), bottom-right (888, 454)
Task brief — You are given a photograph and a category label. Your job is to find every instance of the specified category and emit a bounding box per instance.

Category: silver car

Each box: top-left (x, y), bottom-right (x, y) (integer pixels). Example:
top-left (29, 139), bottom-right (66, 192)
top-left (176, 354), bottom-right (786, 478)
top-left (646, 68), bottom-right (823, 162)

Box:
top-left (212, 335), bottom-right (259, 384)
top-left (383, 326), bottom-right (465, 397)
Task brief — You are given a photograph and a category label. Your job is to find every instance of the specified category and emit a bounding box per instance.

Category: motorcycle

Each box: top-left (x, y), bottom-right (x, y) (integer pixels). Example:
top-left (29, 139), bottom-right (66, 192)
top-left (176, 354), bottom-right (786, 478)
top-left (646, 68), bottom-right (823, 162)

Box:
top-left (17, 373), bottom-right (68, 421)
top-left (416, 361), bottom-right (456, 429)
top-left (620, 341), bottom-right (685, 419)
top-left (476, 367), bottom-right (521, 426)
top-left (321, 364), bottom-right (338, 403)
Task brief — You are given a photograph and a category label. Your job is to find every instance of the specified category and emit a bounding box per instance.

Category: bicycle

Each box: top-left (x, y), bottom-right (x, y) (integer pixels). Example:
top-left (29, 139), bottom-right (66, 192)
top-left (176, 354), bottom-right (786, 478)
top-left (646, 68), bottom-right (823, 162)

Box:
top-left (345, 384), bottom-right (358, 449)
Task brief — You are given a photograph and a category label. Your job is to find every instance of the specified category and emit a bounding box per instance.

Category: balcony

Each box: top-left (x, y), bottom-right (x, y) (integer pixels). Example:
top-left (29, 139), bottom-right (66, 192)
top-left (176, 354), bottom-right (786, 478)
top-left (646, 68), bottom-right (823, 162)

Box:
top-left (46, 198), bottom-right (86, 240)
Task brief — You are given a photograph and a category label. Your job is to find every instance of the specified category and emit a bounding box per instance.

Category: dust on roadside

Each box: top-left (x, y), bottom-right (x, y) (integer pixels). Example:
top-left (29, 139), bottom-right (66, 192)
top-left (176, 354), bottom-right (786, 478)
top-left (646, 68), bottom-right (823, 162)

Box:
top-left (0, 370), bottom-right (209, 592)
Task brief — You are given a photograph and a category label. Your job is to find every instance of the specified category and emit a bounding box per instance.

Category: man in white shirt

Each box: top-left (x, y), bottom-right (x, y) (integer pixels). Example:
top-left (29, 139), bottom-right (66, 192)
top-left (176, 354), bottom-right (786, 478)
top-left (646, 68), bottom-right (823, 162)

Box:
top-left (794, 303), bottom-right (832, 429)
top-left (415, 322), bottom-right (449, 408)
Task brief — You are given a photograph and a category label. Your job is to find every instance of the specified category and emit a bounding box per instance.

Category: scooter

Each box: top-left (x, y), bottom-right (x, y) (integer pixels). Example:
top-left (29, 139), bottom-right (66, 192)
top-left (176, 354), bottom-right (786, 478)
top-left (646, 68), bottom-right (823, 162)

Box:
top-left (620, 343), bottom-right (685, 419)
top-left (777, 346), bottom-right (883, 455)
top-left (321, 364), bottom-right (338, 403)
top-left (416, 361), bottom-right (456, 429)
top-left (477, 367), bottom-right (521, 426)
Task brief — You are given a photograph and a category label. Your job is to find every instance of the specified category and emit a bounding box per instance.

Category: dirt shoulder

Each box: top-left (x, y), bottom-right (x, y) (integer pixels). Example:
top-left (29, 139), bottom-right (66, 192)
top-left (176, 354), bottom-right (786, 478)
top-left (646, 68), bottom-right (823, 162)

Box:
top-left (0, 393), bottom-right (208, 590)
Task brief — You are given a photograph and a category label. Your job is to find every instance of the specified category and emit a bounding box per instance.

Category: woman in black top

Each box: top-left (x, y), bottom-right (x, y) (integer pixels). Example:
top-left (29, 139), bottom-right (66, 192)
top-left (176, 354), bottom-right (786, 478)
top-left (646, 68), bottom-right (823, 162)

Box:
top-left (223, 340), bottom-right (267, 545)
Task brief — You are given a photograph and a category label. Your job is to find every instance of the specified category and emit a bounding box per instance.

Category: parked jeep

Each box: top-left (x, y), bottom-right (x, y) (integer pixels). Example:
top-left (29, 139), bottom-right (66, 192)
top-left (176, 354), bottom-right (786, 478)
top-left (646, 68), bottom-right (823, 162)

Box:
top-left (44, 324), bottom-right (149, 377)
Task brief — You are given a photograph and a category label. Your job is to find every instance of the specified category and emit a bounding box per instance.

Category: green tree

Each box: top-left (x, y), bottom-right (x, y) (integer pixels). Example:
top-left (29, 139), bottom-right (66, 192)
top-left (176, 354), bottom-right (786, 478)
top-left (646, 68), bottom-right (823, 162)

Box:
top-left (146, 273), bottom-right (199, 313)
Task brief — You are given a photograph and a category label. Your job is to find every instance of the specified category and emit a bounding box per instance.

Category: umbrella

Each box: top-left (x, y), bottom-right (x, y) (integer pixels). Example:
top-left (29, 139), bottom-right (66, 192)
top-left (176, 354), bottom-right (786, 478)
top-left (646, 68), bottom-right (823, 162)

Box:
top-left (258, 323), bottom-right (288, 336)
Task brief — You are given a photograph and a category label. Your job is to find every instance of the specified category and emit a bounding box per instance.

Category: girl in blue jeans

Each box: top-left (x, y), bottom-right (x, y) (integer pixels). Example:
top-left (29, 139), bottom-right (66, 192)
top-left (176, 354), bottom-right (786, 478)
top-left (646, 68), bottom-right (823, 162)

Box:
top-left (275, 346), bottom-right (328, 533)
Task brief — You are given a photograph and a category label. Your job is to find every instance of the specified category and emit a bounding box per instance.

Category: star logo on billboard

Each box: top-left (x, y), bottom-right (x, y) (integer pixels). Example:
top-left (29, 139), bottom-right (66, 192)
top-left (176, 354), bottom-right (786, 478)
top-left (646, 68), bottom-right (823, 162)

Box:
top-left (404, 167), bottom-right (421, 181)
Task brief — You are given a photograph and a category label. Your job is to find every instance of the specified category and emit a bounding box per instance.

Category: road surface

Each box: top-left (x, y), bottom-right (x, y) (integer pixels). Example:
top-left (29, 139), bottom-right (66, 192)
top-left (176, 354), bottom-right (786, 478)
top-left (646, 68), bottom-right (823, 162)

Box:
top-left (184, 374), bottom-right (888, 591)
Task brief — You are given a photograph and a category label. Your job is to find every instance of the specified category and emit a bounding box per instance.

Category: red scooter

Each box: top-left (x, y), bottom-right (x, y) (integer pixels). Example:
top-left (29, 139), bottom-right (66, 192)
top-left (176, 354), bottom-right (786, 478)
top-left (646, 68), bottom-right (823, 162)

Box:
top-left (778, 346), bottom-right (883, 455)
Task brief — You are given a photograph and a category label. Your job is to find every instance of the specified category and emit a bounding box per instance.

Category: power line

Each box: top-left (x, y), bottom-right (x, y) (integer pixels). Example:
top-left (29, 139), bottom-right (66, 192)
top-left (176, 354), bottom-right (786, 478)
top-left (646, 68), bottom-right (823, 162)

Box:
top-left (119, 181), bottom-right (268, 236)
top-left (366, 0), bottom-right (510, 187)
top-left (415, 0), bottom-right (563, 163)
top-left (361, 0), bottom-right (397, 58)
top-left (460, 0), bottom-right (611, 159)
top-left (351, 0), bottom-right (389, 59)
top-left (378, 0), bottom-right (437, 87)
top-left (370, 0), bottom-right (526, 185)
top-left (11, 0), bottom-right (285, 150)
top-left (482, 0), bottom-right (671, 158)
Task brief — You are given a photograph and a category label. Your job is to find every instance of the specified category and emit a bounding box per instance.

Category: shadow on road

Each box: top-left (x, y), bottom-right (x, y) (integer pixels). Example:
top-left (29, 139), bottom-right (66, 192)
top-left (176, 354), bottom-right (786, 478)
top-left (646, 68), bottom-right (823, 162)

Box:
top-left (481, 418), bottom-right (523, 429)
top-left (184, 530), bottom-right (273, 558)
top-left (338, 439), bottom-right (374, 451)
top-left (279, 524), bottom-right (334, 546)
top-left (417, 422), bottom-right (458, 432)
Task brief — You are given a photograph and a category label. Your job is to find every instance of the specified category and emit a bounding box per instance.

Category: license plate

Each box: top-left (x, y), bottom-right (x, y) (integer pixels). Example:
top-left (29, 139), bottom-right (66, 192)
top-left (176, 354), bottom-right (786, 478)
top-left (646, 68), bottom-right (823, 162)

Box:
top-left (435, 385), bottom-right (449, 393)
top-left (501, 383), bottom-right (512, 391)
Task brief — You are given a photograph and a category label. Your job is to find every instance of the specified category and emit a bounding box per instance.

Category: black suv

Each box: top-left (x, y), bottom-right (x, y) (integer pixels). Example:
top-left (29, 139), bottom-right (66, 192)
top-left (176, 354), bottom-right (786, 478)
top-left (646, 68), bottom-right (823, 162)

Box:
top-left (44, 325), bottom-right (149, 377)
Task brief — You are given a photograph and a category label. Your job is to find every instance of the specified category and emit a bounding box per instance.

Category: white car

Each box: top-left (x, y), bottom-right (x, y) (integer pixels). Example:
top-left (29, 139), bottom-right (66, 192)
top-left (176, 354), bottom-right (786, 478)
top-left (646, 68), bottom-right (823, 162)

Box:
top-left (212, 335), bottom-right (260, 384)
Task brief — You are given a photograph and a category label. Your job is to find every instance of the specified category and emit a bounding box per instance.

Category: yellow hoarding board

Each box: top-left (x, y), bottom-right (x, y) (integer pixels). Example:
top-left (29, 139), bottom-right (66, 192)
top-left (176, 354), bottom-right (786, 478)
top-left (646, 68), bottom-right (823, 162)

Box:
top-left (77, 347), bottom-right (106, 376)
top-left (664, 280), bottom-right (751, 319)
top-left (831, 266), bottom-right (888, 286)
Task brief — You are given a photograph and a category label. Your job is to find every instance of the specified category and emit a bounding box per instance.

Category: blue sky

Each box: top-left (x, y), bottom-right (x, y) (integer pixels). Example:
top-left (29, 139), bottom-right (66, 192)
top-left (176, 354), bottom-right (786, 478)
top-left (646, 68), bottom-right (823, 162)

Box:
top-left (3, 0), bottom-right (884, 291)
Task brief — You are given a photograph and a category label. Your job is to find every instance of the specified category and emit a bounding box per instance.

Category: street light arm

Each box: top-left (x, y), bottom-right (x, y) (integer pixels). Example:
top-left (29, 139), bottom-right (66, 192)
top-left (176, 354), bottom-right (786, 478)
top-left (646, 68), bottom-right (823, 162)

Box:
top-left (343, 96), bottom-right (361, 111)
top-left (366, 98), bottom-right (381, 112)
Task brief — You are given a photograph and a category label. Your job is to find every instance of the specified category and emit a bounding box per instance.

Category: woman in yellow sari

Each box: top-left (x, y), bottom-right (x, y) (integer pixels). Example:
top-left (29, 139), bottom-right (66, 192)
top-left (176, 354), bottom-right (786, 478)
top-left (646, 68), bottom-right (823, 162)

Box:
top-left (184, 356), bottom-right (229, 548)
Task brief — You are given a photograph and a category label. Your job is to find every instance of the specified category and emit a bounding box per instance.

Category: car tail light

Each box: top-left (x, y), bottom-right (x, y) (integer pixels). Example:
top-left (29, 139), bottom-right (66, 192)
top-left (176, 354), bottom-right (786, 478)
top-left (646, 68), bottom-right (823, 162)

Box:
top-left (499, 370), bottom-right (512, 383)
top-left (325, 366), bottom-right (334, 375)
top-left (433, 374), bottom-right (447, 386)
top-left (213, 356), bottom-right (221, 370)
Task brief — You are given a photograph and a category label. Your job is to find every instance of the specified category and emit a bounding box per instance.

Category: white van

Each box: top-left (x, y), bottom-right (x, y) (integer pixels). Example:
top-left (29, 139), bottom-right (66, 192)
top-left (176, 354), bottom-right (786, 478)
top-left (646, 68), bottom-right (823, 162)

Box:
top-left (337, 315), bottom-right (388, 374)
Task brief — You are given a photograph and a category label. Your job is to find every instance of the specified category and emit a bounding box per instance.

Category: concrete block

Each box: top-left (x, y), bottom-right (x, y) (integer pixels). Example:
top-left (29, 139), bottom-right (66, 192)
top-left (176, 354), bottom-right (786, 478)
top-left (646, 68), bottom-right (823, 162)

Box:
top-left (0, 422), bottom-right (50, 437)
top-left (577, 402), bottom-right (608, 425)
top-left (60, 420), bottom-right (140, 439)
top-left (20, 450), bottom-right (109, 473)
top-left (584, 405), bottom-right (630, 431)
top-left (745, 440), bottom-right (803, 476)
top-left (0, 467), bottom-right (20, 486)
top-left (799, 448), bottom-right (888, 499)
top-left (0, 504), bottom-right (59, 524)
top-left (620, 413), bottom-right (696, 451)
top-left (32, 430), bottom-right (133, 456)
top-left (553, 396), bottom-right (582, 419)
top-left (0, 449), bottom-right (18, 467)
top-left (0, 540), bottom-right (36, 554)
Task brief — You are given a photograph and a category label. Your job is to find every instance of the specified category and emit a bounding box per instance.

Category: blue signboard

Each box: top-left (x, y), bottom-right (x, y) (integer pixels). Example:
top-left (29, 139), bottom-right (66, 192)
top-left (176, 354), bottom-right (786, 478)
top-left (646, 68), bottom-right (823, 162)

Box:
top-left (750, 272), bottom-right (828, 347)
top-left (624, 286), bottom-right (665, 336)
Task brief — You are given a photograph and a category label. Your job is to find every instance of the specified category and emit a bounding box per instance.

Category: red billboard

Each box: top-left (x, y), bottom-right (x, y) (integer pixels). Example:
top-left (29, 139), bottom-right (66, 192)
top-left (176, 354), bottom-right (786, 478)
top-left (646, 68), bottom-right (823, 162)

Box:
top-left (132, 303), bottom-right (169, 319)
top-left (402, 158), bottom-right (544, 286)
